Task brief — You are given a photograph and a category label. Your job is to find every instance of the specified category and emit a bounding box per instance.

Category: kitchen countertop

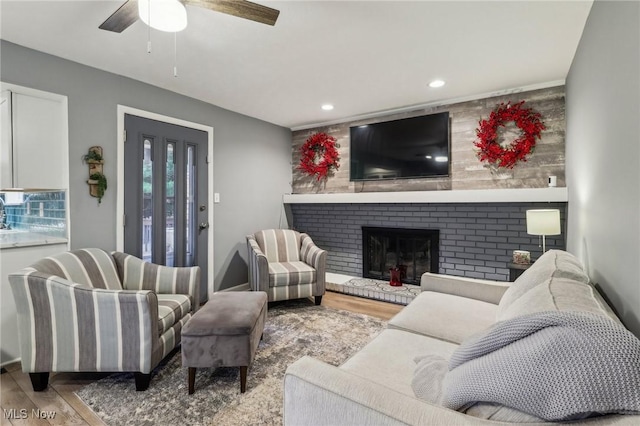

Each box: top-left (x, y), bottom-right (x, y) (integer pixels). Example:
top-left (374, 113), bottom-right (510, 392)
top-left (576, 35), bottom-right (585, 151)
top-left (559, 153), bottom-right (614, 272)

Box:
top-left (0, 230), bottom-right (68, 249)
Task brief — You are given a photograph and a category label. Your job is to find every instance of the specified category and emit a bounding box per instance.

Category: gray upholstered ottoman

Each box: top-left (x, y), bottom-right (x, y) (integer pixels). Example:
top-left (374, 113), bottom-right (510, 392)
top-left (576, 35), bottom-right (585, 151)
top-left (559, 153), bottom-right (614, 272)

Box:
top-left (181, 291), bottom-right (268, 394)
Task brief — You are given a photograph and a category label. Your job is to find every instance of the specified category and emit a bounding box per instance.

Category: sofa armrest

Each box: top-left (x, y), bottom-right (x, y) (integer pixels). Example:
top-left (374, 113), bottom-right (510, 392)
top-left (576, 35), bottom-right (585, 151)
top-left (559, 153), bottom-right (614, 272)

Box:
top-left (421, 272), bottom-right (510, 305)
top-left (9, 269), bottom-right (158, 374)
top-left (284, 356), bottom-right (502, 426)
top-left (112, 252), bottom-right (200, 312)
top-left (246, 234), bottom-right (269, 293)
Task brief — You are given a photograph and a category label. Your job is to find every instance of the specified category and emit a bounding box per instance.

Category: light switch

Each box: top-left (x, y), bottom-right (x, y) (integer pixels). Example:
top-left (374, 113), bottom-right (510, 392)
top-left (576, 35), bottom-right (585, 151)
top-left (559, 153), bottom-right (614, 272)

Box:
top-left (214, 193), bottom-right (220, 203)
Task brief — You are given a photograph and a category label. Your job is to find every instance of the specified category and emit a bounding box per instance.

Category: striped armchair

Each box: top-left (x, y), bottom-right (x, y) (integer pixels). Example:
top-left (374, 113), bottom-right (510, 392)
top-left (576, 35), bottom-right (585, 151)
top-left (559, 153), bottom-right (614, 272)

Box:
top-left (8, 248), bottom-right (200, 392)
top-left (247, 229), bottom-right (327, 304)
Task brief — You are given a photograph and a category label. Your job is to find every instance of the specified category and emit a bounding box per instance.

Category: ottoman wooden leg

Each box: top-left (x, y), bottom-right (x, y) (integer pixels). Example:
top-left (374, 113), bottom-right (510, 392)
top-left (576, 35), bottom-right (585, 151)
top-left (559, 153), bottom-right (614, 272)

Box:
top-left (29, 372), bottom-right (49, 392)
top-left (188, 367), bottom-right (196, 395)
top-left (240, 366), bottom-right (248, 393)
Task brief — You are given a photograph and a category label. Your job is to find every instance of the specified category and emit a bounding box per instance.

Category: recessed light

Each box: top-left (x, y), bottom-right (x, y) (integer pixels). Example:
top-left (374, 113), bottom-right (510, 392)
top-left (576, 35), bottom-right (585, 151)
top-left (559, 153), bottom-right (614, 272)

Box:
top-left (435, 156), bottom-right (448, 162)
top-left (429, 80), bottom-right (445, 88)
top-left (321, 104), bottom-right (334, 111)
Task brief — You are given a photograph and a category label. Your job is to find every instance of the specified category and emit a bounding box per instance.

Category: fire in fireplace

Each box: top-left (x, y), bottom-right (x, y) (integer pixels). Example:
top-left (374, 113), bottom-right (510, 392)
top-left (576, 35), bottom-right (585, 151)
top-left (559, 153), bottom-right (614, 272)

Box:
top-left (362, 227), bottom-right (439, 285)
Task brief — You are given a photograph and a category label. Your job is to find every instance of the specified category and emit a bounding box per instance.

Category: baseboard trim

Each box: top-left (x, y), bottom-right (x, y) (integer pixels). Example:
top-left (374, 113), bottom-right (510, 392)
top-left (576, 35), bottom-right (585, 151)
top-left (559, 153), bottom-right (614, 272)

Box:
top-left (218, 283), bottom-right (250, 292)
top-left (1, 358), bottom-right (20, 370)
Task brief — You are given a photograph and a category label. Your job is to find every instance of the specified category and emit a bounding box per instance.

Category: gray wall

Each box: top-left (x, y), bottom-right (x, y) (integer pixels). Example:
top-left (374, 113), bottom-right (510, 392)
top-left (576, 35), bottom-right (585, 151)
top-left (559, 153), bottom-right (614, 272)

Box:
top-left (292, 202), bottom-right (566, 282)
top-left (1, 41), bottom-right (292, 291)
top-left (566, 1), bottom-right (640, 336)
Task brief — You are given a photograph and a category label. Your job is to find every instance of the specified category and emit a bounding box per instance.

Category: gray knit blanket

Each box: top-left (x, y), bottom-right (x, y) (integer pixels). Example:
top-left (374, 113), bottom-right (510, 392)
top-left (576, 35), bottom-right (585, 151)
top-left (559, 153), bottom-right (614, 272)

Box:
top-left (441, 311), bottom-right (640, 421)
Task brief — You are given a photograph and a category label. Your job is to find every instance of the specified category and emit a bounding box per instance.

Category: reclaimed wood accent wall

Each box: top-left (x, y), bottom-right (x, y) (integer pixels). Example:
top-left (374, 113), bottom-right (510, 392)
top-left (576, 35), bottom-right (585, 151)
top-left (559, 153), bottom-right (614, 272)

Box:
top-left (292, 86), bottom-right (565, 194)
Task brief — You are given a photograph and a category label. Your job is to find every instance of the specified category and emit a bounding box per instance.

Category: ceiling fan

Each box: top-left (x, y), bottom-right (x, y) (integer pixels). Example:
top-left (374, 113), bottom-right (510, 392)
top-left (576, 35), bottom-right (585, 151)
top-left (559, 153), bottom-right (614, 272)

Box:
top-left (99, 0), bottom-right (280, 33)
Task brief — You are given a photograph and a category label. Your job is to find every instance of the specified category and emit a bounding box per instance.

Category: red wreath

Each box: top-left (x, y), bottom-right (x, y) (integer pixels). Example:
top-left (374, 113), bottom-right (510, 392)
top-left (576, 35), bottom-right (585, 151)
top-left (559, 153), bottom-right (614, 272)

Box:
top-left (474, 101), bottom-right (545, 169)
top-left (298, 132), bottom-right (340, 180)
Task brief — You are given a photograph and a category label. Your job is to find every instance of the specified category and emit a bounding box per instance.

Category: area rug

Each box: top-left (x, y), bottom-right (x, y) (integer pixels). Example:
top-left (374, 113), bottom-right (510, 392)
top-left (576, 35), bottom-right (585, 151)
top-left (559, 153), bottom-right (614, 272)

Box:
top-left (75, 299), bottom-right (386, 425)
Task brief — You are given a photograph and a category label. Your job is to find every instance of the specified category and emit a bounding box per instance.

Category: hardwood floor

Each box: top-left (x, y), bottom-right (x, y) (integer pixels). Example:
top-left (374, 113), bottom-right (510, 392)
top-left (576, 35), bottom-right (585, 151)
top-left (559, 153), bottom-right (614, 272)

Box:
top-left (322, 290), bottom-right (403, 320)
top-left (0, 291), bottom-right (402, 425)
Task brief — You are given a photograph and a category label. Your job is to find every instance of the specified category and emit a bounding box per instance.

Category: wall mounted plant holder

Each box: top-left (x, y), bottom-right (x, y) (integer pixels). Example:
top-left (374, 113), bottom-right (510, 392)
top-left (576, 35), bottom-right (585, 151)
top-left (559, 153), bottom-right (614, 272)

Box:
top-left (84, 146), bottom-right (107, 203)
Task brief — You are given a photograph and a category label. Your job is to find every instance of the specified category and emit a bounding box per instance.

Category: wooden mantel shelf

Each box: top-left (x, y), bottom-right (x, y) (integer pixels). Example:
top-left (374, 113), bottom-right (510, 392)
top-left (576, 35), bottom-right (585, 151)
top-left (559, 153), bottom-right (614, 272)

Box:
top-left (283, 187), bottom-right (568, 204)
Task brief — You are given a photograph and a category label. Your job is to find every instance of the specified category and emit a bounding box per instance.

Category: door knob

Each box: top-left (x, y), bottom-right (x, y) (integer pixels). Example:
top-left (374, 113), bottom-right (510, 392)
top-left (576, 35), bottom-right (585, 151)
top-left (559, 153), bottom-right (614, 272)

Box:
top-left (199, 222), bottom-right (209, 231)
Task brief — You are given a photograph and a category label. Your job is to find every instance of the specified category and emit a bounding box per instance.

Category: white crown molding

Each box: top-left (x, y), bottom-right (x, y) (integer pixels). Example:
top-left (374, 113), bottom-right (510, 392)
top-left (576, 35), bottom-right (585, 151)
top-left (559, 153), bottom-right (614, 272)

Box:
top-left (290, 80), bottom-right (565, 131)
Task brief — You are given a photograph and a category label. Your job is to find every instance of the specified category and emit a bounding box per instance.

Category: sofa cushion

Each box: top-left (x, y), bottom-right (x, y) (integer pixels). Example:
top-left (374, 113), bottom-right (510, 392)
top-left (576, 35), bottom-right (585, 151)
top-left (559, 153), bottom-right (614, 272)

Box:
top-left (388, 291), bottom-right (498, 344)
top-left (340, 329), bottom-right (458, 397)
top-left (157, 294), bottom-right (191, 334)
top-left (497, 250), bottom-right (590, 318)
top-left (497, 276), bottom-right (620, 322)
top-left (268, 261), bottom-right (316, 287)
top-left (463, 402), bottom-right (543, 423)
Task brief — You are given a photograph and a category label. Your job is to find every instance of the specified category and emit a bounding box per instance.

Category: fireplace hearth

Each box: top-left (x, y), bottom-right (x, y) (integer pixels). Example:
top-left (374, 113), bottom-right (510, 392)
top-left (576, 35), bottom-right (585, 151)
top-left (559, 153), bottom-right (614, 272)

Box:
top-left (362, 227), bottom-right (439, 285)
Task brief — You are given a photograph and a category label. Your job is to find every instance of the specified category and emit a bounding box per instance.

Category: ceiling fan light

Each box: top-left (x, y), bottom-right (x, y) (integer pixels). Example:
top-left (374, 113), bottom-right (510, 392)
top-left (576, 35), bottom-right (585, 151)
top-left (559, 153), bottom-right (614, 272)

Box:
top-left (139, 0), bottom-right (188, 32)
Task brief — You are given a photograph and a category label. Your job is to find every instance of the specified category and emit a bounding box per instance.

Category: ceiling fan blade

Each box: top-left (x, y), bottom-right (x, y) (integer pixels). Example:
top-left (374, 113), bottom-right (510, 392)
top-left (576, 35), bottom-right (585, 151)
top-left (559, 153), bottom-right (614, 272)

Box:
top-left (183, 0), bottom-right (280, 26)
top-left (99, 0), bottom-right (140, 33)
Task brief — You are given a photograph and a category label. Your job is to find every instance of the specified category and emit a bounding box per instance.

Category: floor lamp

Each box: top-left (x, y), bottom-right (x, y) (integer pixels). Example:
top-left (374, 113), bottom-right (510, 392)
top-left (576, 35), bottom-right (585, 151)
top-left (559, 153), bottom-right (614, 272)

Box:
top-left (526, 209), bottom-right (561, 253)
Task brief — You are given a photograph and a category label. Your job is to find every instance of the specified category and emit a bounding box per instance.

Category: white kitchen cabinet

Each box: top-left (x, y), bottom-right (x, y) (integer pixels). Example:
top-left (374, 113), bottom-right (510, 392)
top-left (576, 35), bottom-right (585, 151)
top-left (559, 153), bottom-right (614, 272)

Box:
top-left (0, 83), bottom-right (68, 189)
top-left (0, 90), bottom-right (12, 189)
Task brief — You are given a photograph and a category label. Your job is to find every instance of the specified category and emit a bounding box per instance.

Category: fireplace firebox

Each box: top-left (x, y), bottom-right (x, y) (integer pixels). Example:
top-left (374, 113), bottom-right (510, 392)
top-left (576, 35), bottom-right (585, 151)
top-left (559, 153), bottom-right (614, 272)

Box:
top-left (362, 227), bottom-right (439, 285)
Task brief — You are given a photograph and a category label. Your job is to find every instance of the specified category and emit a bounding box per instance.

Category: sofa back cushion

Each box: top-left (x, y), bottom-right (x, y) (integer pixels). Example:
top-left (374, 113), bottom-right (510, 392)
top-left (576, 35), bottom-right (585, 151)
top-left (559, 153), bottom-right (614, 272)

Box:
top-left (30, 248), bottom-right (122, 290)
top-left (497, 250), bottom-right (590, 318)
top-left (497, 276), bottom-right (620, 323)
top-left (254, 229), bottom-right (301, 263)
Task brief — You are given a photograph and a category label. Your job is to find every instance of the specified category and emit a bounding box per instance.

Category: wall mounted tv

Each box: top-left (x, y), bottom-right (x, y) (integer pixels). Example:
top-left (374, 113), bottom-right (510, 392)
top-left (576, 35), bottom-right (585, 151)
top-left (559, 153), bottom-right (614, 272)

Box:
top-left (349, 112), bottom-right (450, 181)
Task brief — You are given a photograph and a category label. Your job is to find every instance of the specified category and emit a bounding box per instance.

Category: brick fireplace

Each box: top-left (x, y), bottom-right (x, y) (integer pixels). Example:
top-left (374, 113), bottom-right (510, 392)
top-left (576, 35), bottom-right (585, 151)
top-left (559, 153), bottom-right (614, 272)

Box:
top-left (289, 201), bottom-right (567, 282)
top-left (362, 226), bottom-right (439, 285)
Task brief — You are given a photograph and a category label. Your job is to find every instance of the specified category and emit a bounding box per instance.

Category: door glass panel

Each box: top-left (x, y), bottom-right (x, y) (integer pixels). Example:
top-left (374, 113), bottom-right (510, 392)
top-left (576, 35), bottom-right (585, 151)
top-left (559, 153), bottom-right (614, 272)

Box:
top-left (142, 139), bottom-right (153, 262)
top-left (165, 143), bottom-right (175, 266)
top-left (185, 145), bottom-right (195, 266)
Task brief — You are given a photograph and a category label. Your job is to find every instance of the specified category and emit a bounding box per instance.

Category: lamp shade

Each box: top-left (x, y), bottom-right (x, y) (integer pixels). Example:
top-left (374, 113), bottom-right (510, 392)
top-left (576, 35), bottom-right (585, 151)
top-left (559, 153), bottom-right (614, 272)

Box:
top-left (526, 209), bottom-right (561, 236)
top-left (139, 0), bottom-right (188, 32)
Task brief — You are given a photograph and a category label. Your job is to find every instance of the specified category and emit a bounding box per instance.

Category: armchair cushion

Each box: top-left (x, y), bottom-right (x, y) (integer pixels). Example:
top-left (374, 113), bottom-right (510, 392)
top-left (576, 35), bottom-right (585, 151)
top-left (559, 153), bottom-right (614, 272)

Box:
top-left (254, 229), bottom-right (301, 262)
top-left (269, 261), bottom-right (316, 287)
top-left (29, 248), bottom-right (122, 290)
top-left (157, 294), bottom-right (191, 335)
top-left (112, 251), bottom-right (200, 312)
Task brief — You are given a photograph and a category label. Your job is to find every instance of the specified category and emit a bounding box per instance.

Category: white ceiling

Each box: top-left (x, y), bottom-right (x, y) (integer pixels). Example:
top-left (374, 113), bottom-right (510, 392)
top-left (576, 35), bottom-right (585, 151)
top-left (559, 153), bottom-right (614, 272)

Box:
top-left (0, 1), bottom-right (593, 129)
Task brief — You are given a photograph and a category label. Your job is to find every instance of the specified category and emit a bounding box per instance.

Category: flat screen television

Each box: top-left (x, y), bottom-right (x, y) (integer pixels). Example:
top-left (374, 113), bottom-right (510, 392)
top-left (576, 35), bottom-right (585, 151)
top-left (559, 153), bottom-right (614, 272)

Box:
top-left (349, 112), bottom-right (450, 181)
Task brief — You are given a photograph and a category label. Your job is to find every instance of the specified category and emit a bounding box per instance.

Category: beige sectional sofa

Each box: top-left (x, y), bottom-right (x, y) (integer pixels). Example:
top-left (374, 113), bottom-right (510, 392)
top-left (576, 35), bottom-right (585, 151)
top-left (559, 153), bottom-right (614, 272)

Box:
top-left (283, 250), bottom-right (640, 425)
